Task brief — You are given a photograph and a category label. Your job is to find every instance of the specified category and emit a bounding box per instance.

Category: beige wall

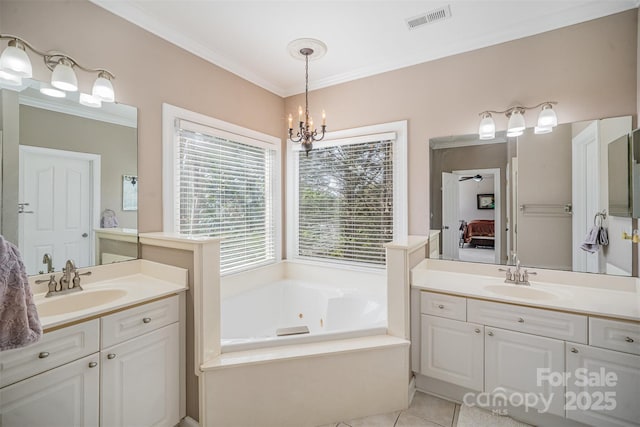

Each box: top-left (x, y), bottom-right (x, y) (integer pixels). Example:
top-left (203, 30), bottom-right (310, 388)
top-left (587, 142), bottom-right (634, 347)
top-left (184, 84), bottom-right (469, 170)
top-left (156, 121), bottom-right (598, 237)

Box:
top-left (0, 0), bottom-right (285, 234)
top-left (285, 9), bottom-right (638, 236)
top-left (20, 105), bottom-right (138, 228)
top-left (517, 124), bottom-right (572, 270)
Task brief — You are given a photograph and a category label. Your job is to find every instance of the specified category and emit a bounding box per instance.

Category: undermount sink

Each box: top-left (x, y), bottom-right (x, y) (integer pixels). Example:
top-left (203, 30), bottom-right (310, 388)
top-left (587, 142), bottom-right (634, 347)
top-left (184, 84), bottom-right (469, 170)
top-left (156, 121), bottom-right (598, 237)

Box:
top-left (483, 284), bottom-right (559, 301)
top-left (37, 288), bottom-right (128, 317)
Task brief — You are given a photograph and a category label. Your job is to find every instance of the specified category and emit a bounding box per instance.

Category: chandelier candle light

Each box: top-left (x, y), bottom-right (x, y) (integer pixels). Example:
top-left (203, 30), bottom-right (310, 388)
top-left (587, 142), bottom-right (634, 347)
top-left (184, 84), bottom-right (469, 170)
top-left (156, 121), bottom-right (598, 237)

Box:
top-left (478, 101), bottom-right (558, 140)
top-left (287, 39), bottom-right (327, 154)
top-left (0, 34), bottom-right (116, 107)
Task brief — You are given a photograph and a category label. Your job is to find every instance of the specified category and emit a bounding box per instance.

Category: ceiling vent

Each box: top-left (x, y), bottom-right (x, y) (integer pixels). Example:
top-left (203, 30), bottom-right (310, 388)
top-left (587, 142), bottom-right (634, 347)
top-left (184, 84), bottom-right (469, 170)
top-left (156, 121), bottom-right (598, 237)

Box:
top-left (406, 5), bottom-right (452, 30)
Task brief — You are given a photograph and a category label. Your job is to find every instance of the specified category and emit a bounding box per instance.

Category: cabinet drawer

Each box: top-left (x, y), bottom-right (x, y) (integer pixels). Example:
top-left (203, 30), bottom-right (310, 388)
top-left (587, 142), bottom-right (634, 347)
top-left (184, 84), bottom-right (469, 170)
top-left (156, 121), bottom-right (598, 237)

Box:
top-left (589, 318), bottom-right (640, 356)
top-left (0, 319), bottom-right (99, 388)
top-left (468, 299), bottom-right (587, 343)
top-left (101, 295), bottom-right (179, 348)
top-left (420, 291), bottom-right (466, 321)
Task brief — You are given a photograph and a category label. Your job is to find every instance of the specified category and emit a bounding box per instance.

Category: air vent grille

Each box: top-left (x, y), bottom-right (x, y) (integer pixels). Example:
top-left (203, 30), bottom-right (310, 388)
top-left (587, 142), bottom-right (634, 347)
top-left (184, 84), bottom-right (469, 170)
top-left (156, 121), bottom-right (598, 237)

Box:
top-left (407, 5), bottom-right (452, 30)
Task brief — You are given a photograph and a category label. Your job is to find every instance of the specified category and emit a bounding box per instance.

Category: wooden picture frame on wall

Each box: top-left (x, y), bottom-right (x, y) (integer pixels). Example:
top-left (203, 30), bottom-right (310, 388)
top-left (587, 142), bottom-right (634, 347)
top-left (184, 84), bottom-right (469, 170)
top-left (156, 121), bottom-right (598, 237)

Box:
top-left (477, 193), bottom-right (495, 210)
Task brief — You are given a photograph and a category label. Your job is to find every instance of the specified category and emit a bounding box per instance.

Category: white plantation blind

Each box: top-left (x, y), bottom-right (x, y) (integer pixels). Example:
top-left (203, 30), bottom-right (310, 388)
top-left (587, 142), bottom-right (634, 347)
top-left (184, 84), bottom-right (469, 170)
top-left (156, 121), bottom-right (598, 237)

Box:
top-left (297, 139), bottom-right (394, 266)
top-left (176, 120), bottom-right (276, 273)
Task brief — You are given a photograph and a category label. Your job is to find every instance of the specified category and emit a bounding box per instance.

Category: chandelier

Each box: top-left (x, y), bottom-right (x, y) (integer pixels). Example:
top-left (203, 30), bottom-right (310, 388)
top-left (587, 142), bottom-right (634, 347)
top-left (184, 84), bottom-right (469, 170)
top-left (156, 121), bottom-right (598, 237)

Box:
top-left (287, 39), bottom-right (327, 154)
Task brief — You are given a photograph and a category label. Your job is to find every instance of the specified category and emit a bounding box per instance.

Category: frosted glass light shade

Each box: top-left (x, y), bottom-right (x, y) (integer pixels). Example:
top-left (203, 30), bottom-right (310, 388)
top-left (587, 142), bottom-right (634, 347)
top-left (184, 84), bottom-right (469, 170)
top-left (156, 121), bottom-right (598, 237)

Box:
top-left (92, 72), bottom-right (114, 102)
top-left (534, 126), bottom-right (552, 135)
top-left (478, 114), bottom-right (495, 140)
top-left (507, 110), bottom-right (525, 135)
top-left (0, 42), bottom-right (32, 78)
top-left (537, 105), bottom-right (557, 128)
top-left (79, 93), bottom-right (102, 108)
top-left (40, 83), bottom-right (66, 98)
top-left (0, 70), bottom-right (23, 86)
top-left (51, 59), bottom-right (78, 92)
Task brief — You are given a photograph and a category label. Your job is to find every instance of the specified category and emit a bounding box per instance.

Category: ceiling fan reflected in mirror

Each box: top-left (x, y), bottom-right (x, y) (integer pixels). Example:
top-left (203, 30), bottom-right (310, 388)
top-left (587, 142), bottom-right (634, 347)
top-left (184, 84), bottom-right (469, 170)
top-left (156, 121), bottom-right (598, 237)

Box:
top-left (459, 174), bottom-right (483, 182)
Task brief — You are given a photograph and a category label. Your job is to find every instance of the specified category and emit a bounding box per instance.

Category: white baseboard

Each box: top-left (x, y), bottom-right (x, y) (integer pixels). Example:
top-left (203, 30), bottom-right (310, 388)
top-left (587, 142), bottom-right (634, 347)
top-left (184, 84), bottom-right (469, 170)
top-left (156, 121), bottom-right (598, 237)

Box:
top-left (179, 416), bottom-right (199, 427)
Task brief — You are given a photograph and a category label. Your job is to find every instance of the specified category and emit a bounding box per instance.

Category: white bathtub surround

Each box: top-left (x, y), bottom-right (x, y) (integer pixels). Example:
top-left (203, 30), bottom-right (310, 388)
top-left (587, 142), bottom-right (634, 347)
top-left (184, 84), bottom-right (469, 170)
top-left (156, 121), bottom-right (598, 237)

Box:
top-left (384, 236), bottom-right (430, 339)
top-left (140, 233), bottom-right (427, 426)
top-left (202, 335), bottom-right (409, 427)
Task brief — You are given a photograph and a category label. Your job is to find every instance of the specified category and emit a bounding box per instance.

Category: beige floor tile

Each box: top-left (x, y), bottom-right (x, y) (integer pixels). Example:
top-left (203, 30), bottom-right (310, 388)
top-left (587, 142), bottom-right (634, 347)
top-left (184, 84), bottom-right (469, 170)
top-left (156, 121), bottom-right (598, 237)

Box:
top-left (342, 411), bottom-right (401, 427)
top-left (457, 405), bottom-right (532, 427)
top-left (395, 412), bottom-right (444, 427)
top-left (404, 392), bottom-right (456, 427)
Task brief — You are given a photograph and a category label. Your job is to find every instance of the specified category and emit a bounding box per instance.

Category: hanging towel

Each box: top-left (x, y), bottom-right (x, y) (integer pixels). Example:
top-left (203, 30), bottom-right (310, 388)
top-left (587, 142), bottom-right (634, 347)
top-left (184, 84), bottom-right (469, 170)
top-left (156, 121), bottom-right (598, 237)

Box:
top-left (0, 235), bottom-right (42, 351)
top-left (580, 226), bottom-right (600, 253)
top-left (100, 209), bottom-right (119, 228)
top-left (597, 226), bottom-right (609, 246)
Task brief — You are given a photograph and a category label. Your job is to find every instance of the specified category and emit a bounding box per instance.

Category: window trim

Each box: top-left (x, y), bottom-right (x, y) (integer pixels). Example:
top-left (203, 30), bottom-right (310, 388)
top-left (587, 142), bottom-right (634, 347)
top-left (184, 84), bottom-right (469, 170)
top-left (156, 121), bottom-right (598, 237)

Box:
top-left (162, 103), bottom-right (282, 271)
top-left (286, 120), bottom-right (408, 267)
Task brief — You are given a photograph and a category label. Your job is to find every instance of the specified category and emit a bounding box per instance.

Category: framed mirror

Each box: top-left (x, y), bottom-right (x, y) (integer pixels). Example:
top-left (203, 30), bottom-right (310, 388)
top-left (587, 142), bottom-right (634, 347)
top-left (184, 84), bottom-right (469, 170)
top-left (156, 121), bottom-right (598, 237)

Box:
top-left (0, 80), bottom-right (138, 275)
top-left (429, 115), bottom-right (633, 276)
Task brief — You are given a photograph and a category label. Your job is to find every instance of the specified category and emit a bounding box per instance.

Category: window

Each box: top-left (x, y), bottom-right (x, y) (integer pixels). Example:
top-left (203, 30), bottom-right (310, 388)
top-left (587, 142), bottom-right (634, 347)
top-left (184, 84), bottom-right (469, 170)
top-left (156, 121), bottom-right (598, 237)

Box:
top-left (163, 104), bottom-right (281, 274)
top-left (287, 121), bottom-right (407, 267)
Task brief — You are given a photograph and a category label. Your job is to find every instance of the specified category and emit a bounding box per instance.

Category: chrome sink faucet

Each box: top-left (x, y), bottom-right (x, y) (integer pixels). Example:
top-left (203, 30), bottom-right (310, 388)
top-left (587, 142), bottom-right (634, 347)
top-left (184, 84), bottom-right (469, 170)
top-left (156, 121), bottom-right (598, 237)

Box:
top-left (499, 254), bottom-right (536, 285)
top-left (42, 253), bottom-right (54, 274)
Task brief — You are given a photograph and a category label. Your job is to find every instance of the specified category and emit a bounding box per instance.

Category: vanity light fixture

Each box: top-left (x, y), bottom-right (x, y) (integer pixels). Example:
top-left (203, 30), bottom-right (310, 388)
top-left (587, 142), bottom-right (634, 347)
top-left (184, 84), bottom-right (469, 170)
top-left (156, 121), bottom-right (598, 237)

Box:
top-left (478, 101), bottom-right (558, 139)
top-left (287, 38), bottom-right (327, 155)
top-left (0, 34), bottom-right (116, 105)
top-left (39, 82), bottom-right (66, 98)
top-left (79, 93), bottom-right (102, 108)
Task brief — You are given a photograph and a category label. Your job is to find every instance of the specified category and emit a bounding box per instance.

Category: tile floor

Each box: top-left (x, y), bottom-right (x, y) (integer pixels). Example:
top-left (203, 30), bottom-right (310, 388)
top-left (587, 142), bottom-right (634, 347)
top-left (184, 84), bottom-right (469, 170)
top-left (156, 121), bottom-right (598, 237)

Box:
top-left (318, 391), bottom-right (532, 427)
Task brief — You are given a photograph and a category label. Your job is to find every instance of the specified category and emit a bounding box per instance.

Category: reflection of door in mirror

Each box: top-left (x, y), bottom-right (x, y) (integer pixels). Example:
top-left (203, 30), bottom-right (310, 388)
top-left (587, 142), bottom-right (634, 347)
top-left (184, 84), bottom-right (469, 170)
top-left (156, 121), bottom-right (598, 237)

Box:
top-left (19, 146), bottom-right (99, 275)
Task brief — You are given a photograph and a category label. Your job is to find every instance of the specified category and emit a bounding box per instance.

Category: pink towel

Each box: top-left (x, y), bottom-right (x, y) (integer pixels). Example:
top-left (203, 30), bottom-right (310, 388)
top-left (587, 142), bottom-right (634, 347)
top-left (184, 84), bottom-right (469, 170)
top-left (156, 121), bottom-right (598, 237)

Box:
top-left (0, 235), bottom-right (42, 351)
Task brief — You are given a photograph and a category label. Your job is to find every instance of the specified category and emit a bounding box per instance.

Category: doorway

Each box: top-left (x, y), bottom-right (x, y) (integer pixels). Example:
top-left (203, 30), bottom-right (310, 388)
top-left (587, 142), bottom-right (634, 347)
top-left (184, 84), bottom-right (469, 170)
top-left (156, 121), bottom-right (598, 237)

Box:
top-left (442, 168), bottom-right (501, 265)
top-left (19, 146), bottom-right (100, 275)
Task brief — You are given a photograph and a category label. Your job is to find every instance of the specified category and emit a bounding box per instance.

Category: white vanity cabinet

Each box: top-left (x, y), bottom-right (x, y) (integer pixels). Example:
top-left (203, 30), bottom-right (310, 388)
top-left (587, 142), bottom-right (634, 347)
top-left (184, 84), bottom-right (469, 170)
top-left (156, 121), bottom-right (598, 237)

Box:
top-left (416, 290), bottom-right (640, 426)
top-left (419, 292), bottom-right (484, 391)
top-left (0, 354), bottom-right (100, 427)
top-left (0, 295), bottom-right (181, 427)
top-left (100, 297), bottom-right (180, 427)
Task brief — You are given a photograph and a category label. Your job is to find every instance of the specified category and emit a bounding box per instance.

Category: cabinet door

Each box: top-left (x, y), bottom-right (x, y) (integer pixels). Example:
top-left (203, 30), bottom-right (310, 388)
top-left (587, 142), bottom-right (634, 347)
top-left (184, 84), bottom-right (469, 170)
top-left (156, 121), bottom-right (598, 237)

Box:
top-left (485, 327), bottom-right (565, 416)
top-left (420, 315), bottom-right (484, 391)
top-left (101, 323), bottom-right (179, 427)
top-left (0, 354), bottom-right (99, 427)
top-left (566, 343), bottom-right (640, 427)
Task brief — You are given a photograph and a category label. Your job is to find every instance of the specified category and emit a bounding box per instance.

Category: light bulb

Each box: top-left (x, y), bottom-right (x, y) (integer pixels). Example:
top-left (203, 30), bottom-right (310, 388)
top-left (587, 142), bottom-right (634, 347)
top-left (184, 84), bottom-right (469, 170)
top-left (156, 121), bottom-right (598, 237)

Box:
top-left (51, 58), bottom-right (78, 92)
top-left (0, 40), bottom-right (32, 78)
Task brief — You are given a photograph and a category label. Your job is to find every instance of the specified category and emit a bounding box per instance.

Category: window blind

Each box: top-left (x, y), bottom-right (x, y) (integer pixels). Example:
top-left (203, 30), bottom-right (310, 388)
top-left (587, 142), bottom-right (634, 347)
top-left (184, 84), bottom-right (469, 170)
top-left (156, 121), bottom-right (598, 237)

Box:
top-left (297, 139), bottom-right (394, 266)
top-left (177, 123), bottom-right (276, 273)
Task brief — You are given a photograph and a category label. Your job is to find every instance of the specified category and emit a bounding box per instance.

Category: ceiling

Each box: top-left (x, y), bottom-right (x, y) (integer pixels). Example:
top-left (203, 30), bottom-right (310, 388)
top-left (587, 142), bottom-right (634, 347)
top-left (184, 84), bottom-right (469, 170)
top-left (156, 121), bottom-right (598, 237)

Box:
top-left (90, 0), bottom-right (639, 97)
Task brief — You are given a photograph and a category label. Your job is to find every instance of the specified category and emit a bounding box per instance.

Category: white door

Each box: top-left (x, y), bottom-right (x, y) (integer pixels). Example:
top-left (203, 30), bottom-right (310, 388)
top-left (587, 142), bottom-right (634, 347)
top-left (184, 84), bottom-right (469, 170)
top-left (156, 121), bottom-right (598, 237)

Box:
top-left (101, 323), bottom-right (180, 427)
top-left (572, 121), bottom-right (600, 273)
top-left (19, 147), bottom-right (94, 275)
top-left (485, 327), bottom-right (565, 416)
top-left (566, 343), bottom-right (640, 427)
top-left (420, 315), bottom-right (484, 391)
top-left (442, 172), bottom-right (460, 260)
top-left (0, 354), bottom-right (100, 427)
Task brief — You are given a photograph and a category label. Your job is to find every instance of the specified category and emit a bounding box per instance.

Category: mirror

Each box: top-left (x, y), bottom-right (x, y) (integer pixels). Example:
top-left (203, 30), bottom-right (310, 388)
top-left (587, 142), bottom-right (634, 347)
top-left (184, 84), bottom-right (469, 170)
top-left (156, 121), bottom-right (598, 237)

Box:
top-left (0, 81), bottom-right (138, 275)
top-left (430, 115), bottom-right (633, 276)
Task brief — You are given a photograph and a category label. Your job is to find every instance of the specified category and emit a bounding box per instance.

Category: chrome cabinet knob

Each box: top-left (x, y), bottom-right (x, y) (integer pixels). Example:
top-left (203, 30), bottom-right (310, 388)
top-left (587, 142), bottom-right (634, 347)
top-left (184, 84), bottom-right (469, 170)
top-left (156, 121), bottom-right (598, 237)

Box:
top-left (571, 348), bottom-right (578, 353)
top-left (487, 331), bottom-right (494, 336)
top-left (474, 328), bottom-right (481, 334)
top-left (518, 317), bottom-right (525, 323)
top-left (625, 337), bottom-right (634, 343)
top-left (38, 352), bottom-right (50, 359)
top-left (88, 362), bottom-right (98, 368)
top-left (437, 304), bottom-right (444, 309)
top-left (107, 353), bottom-right (117, 359)
top-left (142, 317), bottom-right (152, 324)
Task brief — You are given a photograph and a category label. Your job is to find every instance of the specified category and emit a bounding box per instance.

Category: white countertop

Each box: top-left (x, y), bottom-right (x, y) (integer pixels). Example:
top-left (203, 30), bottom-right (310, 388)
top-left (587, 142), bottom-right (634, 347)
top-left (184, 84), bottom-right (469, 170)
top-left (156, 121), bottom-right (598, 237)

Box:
top-left (33, 260), bottom-right (188, 329)
top-left (412, 260), bottom-right (640, 322)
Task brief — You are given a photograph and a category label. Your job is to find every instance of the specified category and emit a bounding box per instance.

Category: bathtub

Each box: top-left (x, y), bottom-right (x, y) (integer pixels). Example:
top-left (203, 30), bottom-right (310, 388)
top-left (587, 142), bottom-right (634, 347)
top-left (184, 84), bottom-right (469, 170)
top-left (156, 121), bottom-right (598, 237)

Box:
top-left (221, 278), bottom-right (387, 352)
